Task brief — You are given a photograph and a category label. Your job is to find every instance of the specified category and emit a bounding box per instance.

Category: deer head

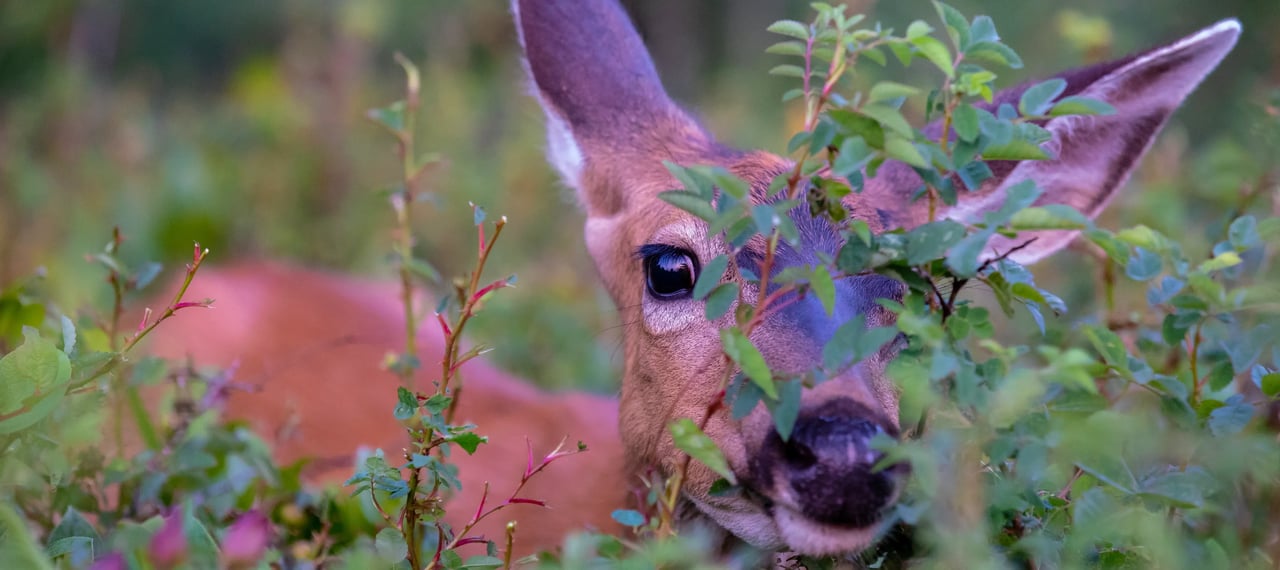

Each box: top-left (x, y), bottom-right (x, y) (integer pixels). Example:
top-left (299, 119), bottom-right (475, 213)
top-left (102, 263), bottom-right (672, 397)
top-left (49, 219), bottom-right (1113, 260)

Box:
top-left (513, 0), bottom-right (1239, 556)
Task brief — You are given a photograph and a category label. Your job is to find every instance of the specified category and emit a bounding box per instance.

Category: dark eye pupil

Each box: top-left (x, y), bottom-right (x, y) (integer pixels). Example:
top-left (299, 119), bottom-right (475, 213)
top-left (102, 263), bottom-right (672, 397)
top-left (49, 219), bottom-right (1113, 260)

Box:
top-left (646, 252), bottom-right (696, 299)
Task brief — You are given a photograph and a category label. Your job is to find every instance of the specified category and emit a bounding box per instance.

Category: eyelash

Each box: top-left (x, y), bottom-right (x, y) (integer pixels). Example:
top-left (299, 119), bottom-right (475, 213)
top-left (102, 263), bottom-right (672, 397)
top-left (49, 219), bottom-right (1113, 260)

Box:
top-left (635, 243), bottom-right (688, 260)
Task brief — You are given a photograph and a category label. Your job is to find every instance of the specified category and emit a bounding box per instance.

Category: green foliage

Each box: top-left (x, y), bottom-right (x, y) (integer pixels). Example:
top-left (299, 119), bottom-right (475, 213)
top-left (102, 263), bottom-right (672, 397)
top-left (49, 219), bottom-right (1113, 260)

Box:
top-left (560, 2), bottom-right (1280, 568)
top-left (1, 2), bottom-right (1278, 570)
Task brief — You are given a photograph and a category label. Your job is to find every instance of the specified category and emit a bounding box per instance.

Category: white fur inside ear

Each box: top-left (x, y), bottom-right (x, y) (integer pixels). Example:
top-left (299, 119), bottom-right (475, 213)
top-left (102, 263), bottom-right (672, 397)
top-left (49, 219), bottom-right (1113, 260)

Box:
top-left (542, 104), bottom-right (585, 191)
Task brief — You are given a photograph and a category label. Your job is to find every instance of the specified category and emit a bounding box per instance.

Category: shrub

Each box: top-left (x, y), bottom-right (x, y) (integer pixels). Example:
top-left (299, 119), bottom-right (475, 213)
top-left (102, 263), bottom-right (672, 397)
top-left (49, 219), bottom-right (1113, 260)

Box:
top-left (1, 3), bottom-right (1277, 569)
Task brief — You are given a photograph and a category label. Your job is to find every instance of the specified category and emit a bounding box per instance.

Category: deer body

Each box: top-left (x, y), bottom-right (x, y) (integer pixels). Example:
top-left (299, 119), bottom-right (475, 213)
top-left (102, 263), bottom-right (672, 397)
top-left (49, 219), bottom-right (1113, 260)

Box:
top-left (141, 261), bottom-right (625, 556)
top-left (141, 2), bottom-right (1241, 562)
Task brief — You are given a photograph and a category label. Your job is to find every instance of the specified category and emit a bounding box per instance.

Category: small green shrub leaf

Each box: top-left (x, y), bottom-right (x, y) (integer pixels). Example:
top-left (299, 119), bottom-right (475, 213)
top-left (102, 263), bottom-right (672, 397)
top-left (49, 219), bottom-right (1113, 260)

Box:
top-left (694, 255), bottom-right (729, 300)
top-left (810, 267), bottom-right (836, 316)
top-left (610, 509), bottom-right (645, 527)
top-left (1018, 78), bottom-right (1067, 116)
top-left (766, 20), bottom-right (809, 40)
top-left (704, 283), bottom-right (739, 321)
top-left (721, 329), bottom-right (776, 399)
top-left (670, 418), bottom-right (736, 484)
top-left (1049, 95), bottom-right (1116, 116)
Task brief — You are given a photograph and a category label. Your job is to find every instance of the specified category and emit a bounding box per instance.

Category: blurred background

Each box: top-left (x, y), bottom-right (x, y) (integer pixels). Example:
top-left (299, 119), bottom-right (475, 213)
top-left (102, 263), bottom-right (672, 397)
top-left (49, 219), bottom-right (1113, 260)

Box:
top-left (1, 0), bottom-right (1277, 393)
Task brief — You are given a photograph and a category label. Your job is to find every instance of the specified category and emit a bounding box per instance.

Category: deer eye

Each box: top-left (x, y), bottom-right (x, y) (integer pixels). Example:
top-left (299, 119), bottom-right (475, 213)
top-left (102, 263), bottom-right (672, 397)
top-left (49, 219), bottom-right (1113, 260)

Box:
top-left (642, 247), bottom-right (699, 300)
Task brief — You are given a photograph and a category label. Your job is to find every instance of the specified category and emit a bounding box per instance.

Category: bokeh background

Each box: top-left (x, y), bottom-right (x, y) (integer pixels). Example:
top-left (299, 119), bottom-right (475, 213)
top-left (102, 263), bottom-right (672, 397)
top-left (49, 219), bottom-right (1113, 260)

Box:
top-left (2, 0), bottom-right (1277, 393)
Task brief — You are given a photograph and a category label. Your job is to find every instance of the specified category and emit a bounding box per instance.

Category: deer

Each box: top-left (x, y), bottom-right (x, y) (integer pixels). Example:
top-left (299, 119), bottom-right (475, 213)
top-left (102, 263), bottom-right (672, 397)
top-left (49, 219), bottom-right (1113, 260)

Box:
top-left (510, 0), bottom-right (1238, 558)
top-left (136, 0), bottom-right (1241, 562)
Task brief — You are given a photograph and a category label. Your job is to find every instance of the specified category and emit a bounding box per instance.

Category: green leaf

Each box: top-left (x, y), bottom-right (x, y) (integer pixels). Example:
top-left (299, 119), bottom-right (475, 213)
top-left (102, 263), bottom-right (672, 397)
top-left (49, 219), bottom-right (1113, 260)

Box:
top-left (832, 137), bottom-right (874, 177)
top-left (822, 316), bottom-right (899, 371)
top-left (44, 538), bottom-right (92, 565)
top-left (670, 418), bottom-right (737, 484)
top-left (58, 315), bottom-right (76, 356)
top-left (0, 328), bottom-right (72, 434)
top-left (182, 506), bottom-right (219, 568)
top-left (1010, 205), bottom-right (1090, 230)
top-left (767, 20), bottom-right (809, 40)
top-left (968, 16), bottom-right (998, 45)
top-left (829, 109), bottom-right (886, 149)
top-left (1115, 225), bottom-right (1169, 252)
top-left (1198, 251), bottom-right (1242, 273)
top-left (0, 503), bottom-right (55, 570)
top-left (658, 190), bottom-right (716, 222)
top-left (1207, 360), bottom-right (1235, 392)
top-left (752, 203), bottom-right (780, 235)
top-left (1138, 470), bottom-right (1206, 508)
top-left (610, 509), bottom-right (645, 527)
top-left (694, 255), bottom-right (729, 300)
top-left (728, 374), bottom-right (764, 420)
top-left (461, 556), bottom-right (504, 569)
top-left (911, 36), bottom-right (955, 78)
top-left (447, 431), bottom-right (486, 455)
top-left (1018, 78), bottom-right (1067, 116)
top-left (933, 1), bottom-right (970, 49)
top-left (955, 160), bottom-right (992, 191)
top-left (952, 104), bottom-right (980, 142)
top-left (375, 527), bottom-right (409, 562)
top-left (905, 220), bottom-right (966, 265)
top-left (810, 267), bottom-right (836, 316)
top-left (1082, 324), bottom-right (1128, 369)
top-left (1048, 95), bottom-right (1116, 117)
top-left (1229, 215), bottom-right (1260, 250)
top-left (859, 104), bottom-right (915, 139)
top-left (704, 283), bottom-right (739, 321)
top-left (368, 101), bottom-right (406, 133)
top-left (946, 228), bottom-right (994, 277)
top-left (905, 20), bottom-right (933, 40)
top-left (1207, 398), bottom-right (1253, 436)
top-left (981, 131), bottom-right (1052, 161)
top-left (708, 168), bottom-right (750, 200)
top-left (966, 41), bottom-right (1023, 69)
top-left (394, 387), bottom-right (417, 421)
top-left (868, 81), bottom-right (921, 104)
top-left (989, 180), bottom-right (1044, 227)
top-left (837, 234), bottom-right (875, 273)
top-left (810, 119), bottom-right (838, 154)
top-left (768, 379), bottom-right (803, 441)
top-left (1010, 282), bottom-right (1047, 305)
top-left (769, 64), bottom-right (807, 78)
top-left (664, 161), bottom-right (712, 198)
top-left (766, 41), bottom-right (806, 57)
top-left (721, 329), bottom-right (776, 399)
top-left (1125, 247), bottom-right (1162, 281)
top-left (885, 137), bottom-right (929, 168)
top-left (45, 508), bottom-right (101, 566)
top-left (406, 257), bottom-right (440, 283)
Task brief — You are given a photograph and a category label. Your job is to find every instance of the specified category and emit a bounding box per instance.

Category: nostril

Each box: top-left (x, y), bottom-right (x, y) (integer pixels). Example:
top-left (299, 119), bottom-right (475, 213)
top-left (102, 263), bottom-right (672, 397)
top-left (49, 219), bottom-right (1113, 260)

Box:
top-left (781, 439), bottom-right (818, 470)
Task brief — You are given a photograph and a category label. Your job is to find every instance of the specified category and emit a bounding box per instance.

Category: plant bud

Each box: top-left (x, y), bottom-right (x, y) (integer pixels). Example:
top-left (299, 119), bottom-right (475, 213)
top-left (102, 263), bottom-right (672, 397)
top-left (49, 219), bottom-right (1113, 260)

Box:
top-left (147, 513), bottom-right (188, 569)
top-left (221, 510), bottom-right (272, 569)
top-left (88, 553), bottom-right (127, 570)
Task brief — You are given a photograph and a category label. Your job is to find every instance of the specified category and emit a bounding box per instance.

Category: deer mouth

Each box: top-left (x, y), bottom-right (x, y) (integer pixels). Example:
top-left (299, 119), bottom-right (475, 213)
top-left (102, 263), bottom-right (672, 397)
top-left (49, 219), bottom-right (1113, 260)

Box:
top-left (734, 399), bottom-right (909, 556)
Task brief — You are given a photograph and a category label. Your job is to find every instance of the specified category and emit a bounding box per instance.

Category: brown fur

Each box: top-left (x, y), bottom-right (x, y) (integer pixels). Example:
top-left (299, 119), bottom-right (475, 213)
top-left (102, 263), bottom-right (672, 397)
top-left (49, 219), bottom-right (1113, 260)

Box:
top-left (135, 261), bottom-right (624, 556)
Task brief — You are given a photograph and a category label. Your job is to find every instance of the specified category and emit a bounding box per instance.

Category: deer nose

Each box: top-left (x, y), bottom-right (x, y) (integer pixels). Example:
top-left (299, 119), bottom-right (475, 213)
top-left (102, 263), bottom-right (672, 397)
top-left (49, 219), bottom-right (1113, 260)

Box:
top-left (769, 404), bottom-right (903, 527)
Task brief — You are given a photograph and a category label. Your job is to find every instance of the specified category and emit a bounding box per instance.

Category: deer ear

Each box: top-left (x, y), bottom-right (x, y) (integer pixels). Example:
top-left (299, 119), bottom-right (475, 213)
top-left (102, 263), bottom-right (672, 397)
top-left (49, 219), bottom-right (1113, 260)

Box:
top-left (512, 0), bottom-right (715, 216)
top-left (923, 19), bottom-right (1240, 264)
